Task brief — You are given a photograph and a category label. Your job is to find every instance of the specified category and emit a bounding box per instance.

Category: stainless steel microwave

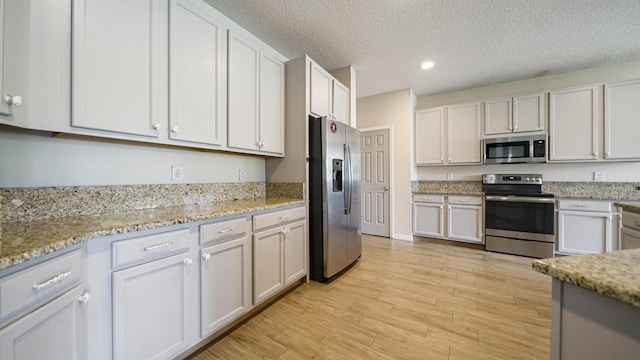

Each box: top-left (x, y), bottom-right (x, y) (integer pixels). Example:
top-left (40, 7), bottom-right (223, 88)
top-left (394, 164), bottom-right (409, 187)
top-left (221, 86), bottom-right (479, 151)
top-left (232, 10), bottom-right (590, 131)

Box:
top-left (483, 135), bottom-right (547, 164)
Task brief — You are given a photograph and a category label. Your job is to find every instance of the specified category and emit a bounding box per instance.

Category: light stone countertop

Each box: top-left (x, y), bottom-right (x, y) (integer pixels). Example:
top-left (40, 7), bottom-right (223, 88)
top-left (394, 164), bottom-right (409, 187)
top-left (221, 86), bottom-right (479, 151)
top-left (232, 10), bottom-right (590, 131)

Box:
top-left (0, 197), bottom-right (305, 271)
top-left (533, 249), bottom-right (640, 308)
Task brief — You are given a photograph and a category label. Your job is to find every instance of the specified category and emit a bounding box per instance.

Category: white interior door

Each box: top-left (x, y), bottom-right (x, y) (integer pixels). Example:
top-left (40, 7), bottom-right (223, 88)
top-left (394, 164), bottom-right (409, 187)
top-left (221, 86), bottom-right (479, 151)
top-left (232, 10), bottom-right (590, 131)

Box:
top-left (361, 128), bottom-right (390, 237)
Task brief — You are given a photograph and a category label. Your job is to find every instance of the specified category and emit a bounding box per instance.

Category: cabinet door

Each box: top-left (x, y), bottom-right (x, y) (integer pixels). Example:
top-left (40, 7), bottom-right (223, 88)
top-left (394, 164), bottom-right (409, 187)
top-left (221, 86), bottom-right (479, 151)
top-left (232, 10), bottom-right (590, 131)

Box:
top-left (332, 80), bottom-right (350, 124)
top-left (513, 93), bottom-right (545, 132)
top-left (484, 98), bottom-right (512, 135)
top-left (258, 51), bottom-right (285, 155)
top-left (447, 204), bottom-right (483, 243)
top-left (227, 30), bottom-right (259, 151)
top-left (112, 252), bottom-right (193, 360)
top-left (414, 108), bottom-right (445, 165)
top-left (604, 79), bottom-right (640, 160)
top-left (200, 236), bottom-right (251, 337)
top-left (549, 86), bottom-right (600, 161)
top-left (0, 285), bottom-right (86, 360)
top-left (309, 62), bottom-right (332, 118)
top-left (447, 102), bottom-right (481, 164)
top-left (253, 227), bottom-right (284, 305)
top-left (557, 211), bottom-right (612, 255)
top-left (283, 220), bottom-right (307, 286)
top-left (412, 203), bottom-right (444, 238)
top-left (169, 0), bottom-right (225, 146)
top-left (0, 0), bottom-right (29, 125)
top-left (72, 0), bottom-right (165, 137)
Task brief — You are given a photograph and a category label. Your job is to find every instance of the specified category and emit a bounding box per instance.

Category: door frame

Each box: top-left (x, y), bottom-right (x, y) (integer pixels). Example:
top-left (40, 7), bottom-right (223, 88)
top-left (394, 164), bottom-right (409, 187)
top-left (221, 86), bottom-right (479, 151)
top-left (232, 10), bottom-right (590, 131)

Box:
top-left (359, 125), bottom-right (393, 238)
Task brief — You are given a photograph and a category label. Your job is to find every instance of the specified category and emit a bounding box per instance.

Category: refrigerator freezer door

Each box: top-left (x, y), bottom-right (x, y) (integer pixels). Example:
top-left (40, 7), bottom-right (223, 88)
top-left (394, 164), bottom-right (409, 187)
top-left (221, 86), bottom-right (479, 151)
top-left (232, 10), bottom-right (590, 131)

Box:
top-left (323, 119), bottom-right (349, 278)
top-left (345, 125), bottom-right (362, 264)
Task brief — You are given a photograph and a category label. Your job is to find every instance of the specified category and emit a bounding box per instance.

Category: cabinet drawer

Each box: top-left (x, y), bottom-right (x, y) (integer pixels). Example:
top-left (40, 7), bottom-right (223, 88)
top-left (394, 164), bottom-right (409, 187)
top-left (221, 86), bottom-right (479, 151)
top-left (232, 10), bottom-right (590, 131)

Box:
top-left (201, 217), bottom-right (249, 245)
top-left (0, 249), bottom-right (82, 319)
top-left (253, 206), bottom-right (305, 231)
top-left (622, 211), bottom-right (640, 231)
top-left (412, 194), bottom-right (445, 204)
top-left (447, 195), bottom-right (482, 205)
top-left (557, 199), bottom-right (612, 212)
top-left (112, 229), bottom-right (190, 268)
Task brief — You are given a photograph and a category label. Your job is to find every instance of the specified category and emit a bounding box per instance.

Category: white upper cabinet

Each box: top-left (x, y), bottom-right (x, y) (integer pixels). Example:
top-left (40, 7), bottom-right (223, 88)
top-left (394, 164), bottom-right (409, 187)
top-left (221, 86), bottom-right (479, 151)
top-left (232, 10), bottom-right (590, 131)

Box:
top-left (228, 30), bottom-right (284, 155)
top-left (258, 51), bottom-right (285, 154)
top-left (415, 102), bottom-right (481, 166)
top-left (169, 0), bottom-right (226, 146)
top-left (447, 102), bottom-right (482, 164)
top-left (332, 80), bottom-right (350, 124)
top-left (604, 79), bottom-right (640, 160)
top-left (549, 85), bottom-right (600, 161)
top-left (484, 93), bottom-right (545, 135)
top-left (72, 0), bottom-right (166, 137)
top-left (0, 0), bottom-right (70, 129)
top-left (414, 107), bottom-right (446, 165)
top-left (309, 61), bottom-right (350, 124)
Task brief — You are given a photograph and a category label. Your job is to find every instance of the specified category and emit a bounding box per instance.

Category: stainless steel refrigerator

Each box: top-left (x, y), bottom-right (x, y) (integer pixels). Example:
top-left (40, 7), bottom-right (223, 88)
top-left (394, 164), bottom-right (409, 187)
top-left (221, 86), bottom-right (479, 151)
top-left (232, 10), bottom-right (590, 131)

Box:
top-left (309, 115), bottom-right (361, 282)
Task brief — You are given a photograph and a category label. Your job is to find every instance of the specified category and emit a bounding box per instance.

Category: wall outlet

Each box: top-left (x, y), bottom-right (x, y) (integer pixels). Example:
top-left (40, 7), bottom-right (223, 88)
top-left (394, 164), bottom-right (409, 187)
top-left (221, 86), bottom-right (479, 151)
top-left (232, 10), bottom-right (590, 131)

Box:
top-left (171, 165), bottom-right (184, 181)
top-left (238, 169), bottom-right (247, 182)
top-left (447, 172), bottom-right (453, 180)
top-left (593, 171), bottom-right (605, 181)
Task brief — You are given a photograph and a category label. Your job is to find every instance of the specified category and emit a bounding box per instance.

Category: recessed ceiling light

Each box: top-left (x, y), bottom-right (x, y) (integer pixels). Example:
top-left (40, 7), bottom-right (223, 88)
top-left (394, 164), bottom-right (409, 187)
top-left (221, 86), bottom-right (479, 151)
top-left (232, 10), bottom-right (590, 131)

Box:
top-left (420, 61), bottom-right (435, 70)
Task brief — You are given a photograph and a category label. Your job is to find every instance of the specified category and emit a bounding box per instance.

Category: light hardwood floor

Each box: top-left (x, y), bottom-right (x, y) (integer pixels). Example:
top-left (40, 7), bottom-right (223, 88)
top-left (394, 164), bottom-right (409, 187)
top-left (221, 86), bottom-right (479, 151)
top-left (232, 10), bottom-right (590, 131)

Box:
top-left (188, 235), bottom-right (552, 360)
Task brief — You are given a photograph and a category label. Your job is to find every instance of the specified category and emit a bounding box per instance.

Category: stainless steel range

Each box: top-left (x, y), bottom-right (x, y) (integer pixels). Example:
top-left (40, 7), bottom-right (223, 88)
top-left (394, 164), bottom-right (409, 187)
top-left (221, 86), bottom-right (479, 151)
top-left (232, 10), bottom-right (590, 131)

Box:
top-left (483, 174), bottom-right (555, 258)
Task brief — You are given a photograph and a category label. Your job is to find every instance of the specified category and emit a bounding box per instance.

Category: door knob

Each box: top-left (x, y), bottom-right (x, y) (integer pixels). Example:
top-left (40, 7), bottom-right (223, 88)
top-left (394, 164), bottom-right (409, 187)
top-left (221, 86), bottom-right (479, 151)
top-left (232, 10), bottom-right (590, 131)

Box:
top-left (384, 186), bottom-right (390, 191)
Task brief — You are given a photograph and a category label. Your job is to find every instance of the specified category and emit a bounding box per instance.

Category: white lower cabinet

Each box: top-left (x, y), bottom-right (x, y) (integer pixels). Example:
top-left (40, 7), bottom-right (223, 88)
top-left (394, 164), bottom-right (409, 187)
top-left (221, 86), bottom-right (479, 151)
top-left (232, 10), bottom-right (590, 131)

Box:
top-left (80, 205), bottom-right (307, 360)
top-left (112, 251), bottom-right (194, 360)
top-left (0, 285), bottom-right (87, 360)
top-left (200, 217), bottom-right (251, 337)
top-left (557, 199), bottom-right (618, 255)
top-left (412, 195), bottom-right (445, 238)
top-left (253, 206), bottom-right (307, 305)
top-left (412, 194), bottom-right (483, 244)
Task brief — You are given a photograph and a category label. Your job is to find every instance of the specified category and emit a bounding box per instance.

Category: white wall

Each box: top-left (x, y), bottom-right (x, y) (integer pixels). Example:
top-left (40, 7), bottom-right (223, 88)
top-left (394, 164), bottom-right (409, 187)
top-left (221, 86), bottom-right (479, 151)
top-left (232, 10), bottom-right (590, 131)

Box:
top-left (357, 88), bottom-right (416, 241)
top-left (0, 126), bottom-right (265, 188)
top-left (416, 61), bottom-right (640, 182)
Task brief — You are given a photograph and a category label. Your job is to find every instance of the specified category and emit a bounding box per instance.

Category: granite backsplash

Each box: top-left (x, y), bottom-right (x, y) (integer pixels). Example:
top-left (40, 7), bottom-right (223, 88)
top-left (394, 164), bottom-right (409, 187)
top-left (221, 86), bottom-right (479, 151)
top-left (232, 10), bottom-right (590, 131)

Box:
top-left (1, 182), bottom-right (305, 222)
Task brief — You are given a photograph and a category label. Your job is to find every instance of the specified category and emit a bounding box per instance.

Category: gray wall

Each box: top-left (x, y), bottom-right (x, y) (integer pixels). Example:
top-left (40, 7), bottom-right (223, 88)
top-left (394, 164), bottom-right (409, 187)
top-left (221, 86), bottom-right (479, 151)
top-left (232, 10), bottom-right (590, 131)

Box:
top-left (0, 126), bottom-right (265, 188)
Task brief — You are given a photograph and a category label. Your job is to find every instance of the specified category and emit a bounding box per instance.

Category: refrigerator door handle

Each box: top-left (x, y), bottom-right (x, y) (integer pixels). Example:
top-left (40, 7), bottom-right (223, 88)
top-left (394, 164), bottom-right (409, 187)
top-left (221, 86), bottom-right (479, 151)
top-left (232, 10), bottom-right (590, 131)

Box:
top-left (346, 143), bottom-right (353, 215)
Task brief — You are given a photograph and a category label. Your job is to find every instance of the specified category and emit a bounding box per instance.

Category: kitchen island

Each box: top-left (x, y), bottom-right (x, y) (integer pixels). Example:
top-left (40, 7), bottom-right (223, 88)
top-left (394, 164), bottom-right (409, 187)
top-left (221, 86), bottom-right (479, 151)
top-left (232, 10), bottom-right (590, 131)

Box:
top-left (533, 250), bottom-right (640, 360)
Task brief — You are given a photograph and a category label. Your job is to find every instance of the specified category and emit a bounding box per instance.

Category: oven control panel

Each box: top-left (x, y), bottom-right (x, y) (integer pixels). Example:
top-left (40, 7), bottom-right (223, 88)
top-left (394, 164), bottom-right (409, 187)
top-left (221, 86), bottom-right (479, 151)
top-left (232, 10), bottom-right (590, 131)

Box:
top-left (482, 174), bottom-right (543, 185)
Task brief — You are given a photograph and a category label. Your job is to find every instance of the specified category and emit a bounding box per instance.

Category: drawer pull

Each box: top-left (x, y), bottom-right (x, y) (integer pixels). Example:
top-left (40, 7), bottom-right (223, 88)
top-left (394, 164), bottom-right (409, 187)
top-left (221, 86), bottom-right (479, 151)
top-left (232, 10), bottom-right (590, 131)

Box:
top-left (574, 204), bottom-right (592, 208)
top-left (458, 199), bottom-right (470, 203)
top-left (33, 271), bottom-right (72, 290)
top-left (218, 228), bottom-right (233, 234)
top-left (144, 242), bottom-right (173, 251)
top-left (279, 215), bottom-right (291, 221)
top-left (202, 253), bottom-right (211, 261)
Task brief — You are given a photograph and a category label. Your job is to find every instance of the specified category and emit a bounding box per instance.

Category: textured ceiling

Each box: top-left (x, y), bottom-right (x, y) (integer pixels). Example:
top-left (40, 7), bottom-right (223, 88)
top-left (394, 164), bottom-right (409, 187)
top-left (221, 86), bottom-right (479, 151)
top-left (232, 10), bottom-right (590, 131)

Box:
top-left (204, 0), bottom-right (640, 98)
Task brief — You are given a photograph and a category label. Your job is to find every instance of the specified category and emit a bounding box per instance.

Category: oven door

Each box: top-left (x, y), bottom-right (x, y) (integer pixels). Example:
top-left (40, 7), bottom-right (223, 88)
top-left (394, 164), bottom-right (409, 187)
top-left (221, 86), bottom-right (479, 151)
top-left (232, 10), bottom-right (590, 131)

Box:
top-left (484, 195), bottom-right (555, 242)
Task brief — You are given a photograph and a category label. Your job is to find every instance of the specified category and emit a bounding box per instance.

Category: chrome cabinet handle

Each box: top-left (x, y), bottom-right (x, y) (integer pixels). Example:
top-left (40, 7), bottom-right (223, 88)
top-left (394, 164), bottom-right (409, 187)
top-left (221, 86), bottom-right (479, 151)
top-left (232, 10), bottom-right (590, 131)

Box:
top-left (183, 258), bottom-right (193, 266)
top-left (33, 271), bottom-right (72, 290)
top-left (279, 215), bottom-right (290, 221)
top-left (171, 126), bottom-right (179, 133)
top-left (78, 292), bottom-right (91, 304)
top-left (152, 123), bottom-right (161, 130)
top-left (144, 241), bottom-right (173, 251)
top-left (384, 186), bottom-right (390, 191)
top-left (218, 228), bottom-right (233, 234)
top-left (5, 94), bottom-right (22, 106)
top-left (202, 253), bottom-right (211, 261)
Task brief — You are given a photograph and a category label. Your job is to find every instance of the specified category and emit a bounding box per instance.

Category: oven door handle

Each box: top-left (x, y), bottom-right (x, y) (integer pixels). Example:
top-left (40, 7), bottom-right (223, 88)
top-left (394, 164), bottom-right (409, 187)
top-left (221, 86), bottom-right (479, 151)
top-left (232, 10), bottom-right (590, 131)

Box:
top-left (485, 195), bottom-right (555, 204)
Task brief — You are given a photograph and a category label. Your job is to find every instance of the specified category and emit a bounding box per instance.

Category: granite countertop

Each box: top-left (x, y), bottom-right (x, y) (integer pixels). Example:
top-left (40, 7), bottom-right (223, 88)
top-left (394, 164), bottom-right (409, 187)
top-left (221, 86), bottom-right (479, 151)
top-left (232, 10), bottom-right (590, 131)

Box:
top-left (533, 249), bottom-right (640, 308)
top-left (0, 197), bottom-right (305, 271)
